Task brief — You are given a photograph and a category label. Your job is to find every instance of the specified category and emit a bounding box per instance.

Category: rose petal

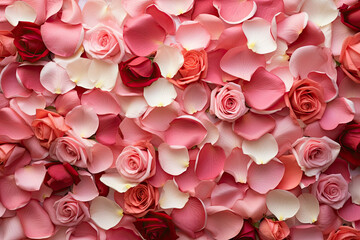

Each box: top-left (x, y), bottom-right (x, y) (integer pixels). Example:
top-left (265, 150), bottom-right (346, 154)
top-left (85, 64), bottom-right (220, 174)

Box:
top-left (119, 118), bottom-right (152, 144)
top-left (174, 160), bottom-right (201, 193)
top-left (159, 180), bottom-right (189, 209)
top-left (194, 14), bottom-right (224, 40)
top-left (319, 97), bottom-right (355, 130)
top-left (14, 164), bottom-right (46, 192)
top-left (65, 105), bottom-right (99, 138)
top-left (349, 175), bottom-right (360, 205)
top-left (195, 143), bottom-right (226, 180)
top-left (90, 196), bottom-right (123, 230)
top-left (88, 143), bottom-right (113, 173)
top-left (277, 12), bottom-right (308, 44)
top-left (213, 0), bottom-right (256, 24)
top-left (183, 82), bottom-right (209, 114)
top-left (0, 216), bottom-right (25, 240)
top-left (234, 112), bottom-right (276, 140)
top-left (277, 155), bottom-right (303, 190)
top-left (66, 58), bottom-right (93, 88)
top-left (290, 225), bottom-right (323, 240)
top-left (88, 60), bottom-right (119, 91)
top-left (96, 114), bottom-right (121, 145)
top-left (206, 210), bottom-right (244, 240)
top-left (307, 72), bottom-right (338, 102)
top-left (5, 1), bottom-right (36, 26)
top-left (224, 148), bottom-right (251, 183)
top-left (100, 173), bottom-right (137, 193)
top-left (117, 96), bottom-right (148, 119)
top-left (154, 0), bottom-right (193, 15)
top-left (40, 62), bottom-right (76, 94)
top-left (158, 143), bottom-right (189, 176)
top-left (176, 21), bottom-right (210, 50)
top-left (153, 45), bottom-right (184, 79)
top-left (143, 78), bottom-right (177, 107)
top-left (1, 63), bottom-right (32, 99)
top-left (266, 189), bottom-right (300, 221)
top-left (0, 108), bottom-right (34, 141)
top-left (211, 181), bottom-right (248, 208)
top-left (0, 175), bottom-right (31, 210)
top-left (242, 133), bottom-right (278, 165)
top-left (233, 189), bottom-right (267, 221)
top-left (296, 193), bottom-right (320, 224)
top-left (148, 156), bottom-right (173, 188)
top-left (338, 199), bottom-right (360, 222)
top-left (16, 64), bottom-right (45, 93)
top-left (81, 89), bottom-right (121, 115)
top-left (146, 4), bottom-right (176, 34)
top-left (15, 92), bottom-right (46, 116)
top-left (72, 172), bottom-right (99, 201)
top-left (300, 0), bottom-right (338, 27)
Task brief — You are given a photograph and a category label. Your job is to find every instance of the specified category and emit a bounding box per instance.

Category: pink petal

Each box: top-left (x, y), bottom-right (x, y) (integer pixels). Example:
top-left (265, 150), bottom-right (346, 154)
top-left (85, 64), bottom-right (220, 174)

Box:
top-left (270, 67), bottom-right (294, 92)
top-left (319, 97), bottom-right (354, 130)
top-left (171, 197), bottom-right (206, 238)
top-left (54, 89), bottom-right (81, 115)
top-left (0, 175), bottom-right (31, 210)
top-left (0, 63), bottom-right (31, 98)
top-left (96, 114), bottom-right (121, 146)
top-left (72, 171), bottom-right (99, 201)
top-left (88, 143), bottom-right (113, 174)
top-left (338, 199), bottom-right (360, 222)
top-left (213, 0), bottom-right (256, 24)
top-left (324, 158), bottom-right (351, 183)
top-left (81, 89), bottom-right (121, 115)
top-left (154, 0), bottom-right (193, 15)
top-left (234, 112), bottom-right (276, 140)
top-left (194, 14), bottom-right (224, 40)
top-left (106, 228), bottom-right (141, 240)
top-left (22, 137), bottom-right (48, 160)
top-left (119, 118), bottom-right (152, 145)
top-left (202, 49), bottom-right (226, 85)
top-left (2, 145), bottom-right (31, 175)
top-left (45, 0), bottom-right (62, 20)
top-left (5, 1), bottom-right (37, 26)
top-left (220, 46), bottom-right (266, 81)
top-left (216, 26), bottom-right (247, 51)
top-left (307, 72), bottom-right (338, 102)
top-left (224, 148), bottom-right (251, 183)
top-left (174, 159), bottom-right (201, 193)
top-left (253, 0), bottom-right (284, 22)
top-left (40, 61), bottom-right (76, 94)
top-left (0, 108), bottom-right (33, 141)
top-left (232, 189), bottom-right (267, 221)
top-left (165, 116), bottom-right (207, 149)
top-left (290, 225), bottom-right (323, 240)
top-left (206, 210), bottom-right (244, 240)
top-left (331, 17), bottom-right (355, 57)
top-left (41, 19), bottom-right (83, 57)
top-left (176, 21), bottom-right (210, 50)
top-left (141, 104), bottom-right (179, 132)
top-left (215, 121), bottom-right (243, 157)
top-left (211, 182), bottom-right (248, 208)
top-left (183, 82), bottom-right (209, 114)
top-left (277, 155), bottom-right (303, 190)
top-left (17, 64), bottom-right (46, 93)
top-left (14, 92), bottom-right (46, 116)
top-left (195, 143), bottom-right (226, 180)
top-left (146, 4), bottom-right (176, 34)
top-left (247, 160), bottom-right (285, 194)
top-left (0, 216), bottom-right (25, 240)
top-left (122, 0), bottom-right (152, 17)
top-left (147, 157), bottom-right (172, 188)
top-left (277, 12), bottom-right (308, 44)
top-left (123, 14), bottom-right (166, 56)
top-left (243, 67), bottom-right (285, 110)
top-left (65, 105), bottom-right (99, 139)
top-left (61, 0), bottom-right (82, 24)
top-left (14, 164), bottom-right (47, 192)
top-left (194, 180), bottom-right (216, 200)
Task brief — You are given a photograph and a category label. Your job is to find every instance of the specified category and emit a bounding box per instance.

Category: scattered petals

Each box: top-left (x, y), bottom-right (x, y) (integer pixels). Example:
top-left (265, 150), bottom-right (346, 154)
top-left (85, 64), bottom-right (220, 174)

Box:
top-left (266, 189), bottom-right (300, 221)
top-left (90, 196), bottom-right (123, 230)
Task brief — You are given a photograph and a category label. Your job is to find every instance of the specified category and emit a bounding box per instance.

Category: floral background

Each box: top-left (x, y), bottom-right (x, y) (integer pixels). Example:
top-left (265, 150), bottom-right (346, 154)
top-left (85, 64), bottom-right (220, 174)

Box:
top-left (0, 0), bottom-right (360, 239)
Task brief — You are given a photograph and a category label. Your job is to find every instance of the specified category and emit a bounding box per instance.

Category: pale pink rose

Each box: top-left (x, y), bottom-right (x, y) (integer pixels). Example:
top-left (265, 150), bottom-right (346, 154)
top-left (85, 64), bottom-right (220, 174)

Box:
top-left (312, 174), bottom-right (350, 209)
top-left (115, 143), bottom-right (156, 183)
top-left (292, 136), bottom-right (340, 177)
top-left (83, 24), bottom-right (125, 63)
top-left (44, 194), bottom-right (90, 227)
top-left (114, 181), bottom-right (159, 217)
top-left (210, 82), bottom-right (248, 122)
top-left (259, 218), bottom-right (290, 240)
top-left (66, 221), bottom-right (106, 240)
top-left (327, 226), bottom-right (360, 240)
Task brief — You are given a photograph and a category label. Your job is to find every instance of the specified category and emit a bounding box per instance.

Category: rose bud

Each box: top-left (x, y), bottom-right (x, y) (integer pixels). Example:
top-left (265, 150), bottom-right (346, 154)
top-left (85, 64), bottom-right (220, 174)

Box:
top-left (340, 2), bottom-right (360, 32)
top-left (338, 123), bottom-right (360, 167)
top-left (44, 162), bottom-right (81, 192)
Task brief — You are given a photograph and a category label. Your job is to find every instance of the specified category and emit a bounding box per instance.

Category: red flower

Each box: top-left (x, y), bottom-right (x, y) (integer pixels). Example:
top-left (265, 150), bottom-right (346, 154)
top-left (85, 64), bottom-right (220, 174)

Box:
top-left (340, 2), bottom-right (360, 32)
top-left (134, 211), bottom-right (178, 240)
top-left (231, 220), bottom-right (257, 240)
top-left (44, 162), bottom-right (80, 192)
top-left (119, 56), bottom-right (161, 88)
top-left (338, 123), bottom-right (360, 167)
top-left (11, 21), bottom-right (50, 62)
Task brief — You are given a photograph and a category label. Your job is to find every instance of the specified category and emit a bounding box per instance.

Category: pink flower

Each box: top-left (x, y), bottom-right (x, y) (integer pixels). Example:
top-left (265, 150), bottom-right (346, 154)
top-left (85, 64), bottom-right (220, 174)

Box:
top-left (44, 194), bottom-right (90, 227)
top-left (210, 82), bottom-right (248, 122)
top-left (258, 218), bottom-right (290, 240)
top-left (292, 137), bottom-right (340, 177)
top-left (83, 24), bottom-right (125, 63)
top-left (115, 142), bottom-right (156, 183)
top-left (312, 174), bottom-right (350, 209)
top-left (327, 226), bottom-right (360, 240)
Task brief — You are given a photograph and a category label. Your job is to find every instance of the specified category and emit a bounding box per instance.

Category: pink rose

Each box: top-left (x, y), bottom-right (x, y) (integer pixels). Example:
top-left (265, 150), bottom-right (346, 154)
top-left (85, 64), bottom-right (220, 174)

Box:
top-left (66, 221), bottom-right (106, 240)
top-left (114, 181), bottom-right (159, 217)
top-left (210, 82), bottom-right (248, 122)
top-left (115, 143), bottom-right (156, 183)
top-left (312, 174), bottom-right (350, 209)
top-left (44, 194), bottom-right (90, 227)
top-left (327, 226), bottom-right (360, 240)
top-left (258, 218), bottom-right (290, 240)
top-left (49, 136), bottom-right (87, 167)
top-left (340, 33), bottom-right (360, 83)
top-left (83, 24), bottom-right (125, 63)
top-left (292, 136), bottom-right (340, 177)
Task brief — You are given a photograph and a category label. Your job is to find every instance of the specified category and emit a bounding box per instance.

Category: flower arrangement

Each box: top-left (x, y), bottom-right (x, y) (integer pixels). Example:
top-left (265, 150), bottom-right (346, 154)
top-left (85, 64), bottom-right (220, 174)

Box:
top-left (0, 0), bottom-right (360, 239)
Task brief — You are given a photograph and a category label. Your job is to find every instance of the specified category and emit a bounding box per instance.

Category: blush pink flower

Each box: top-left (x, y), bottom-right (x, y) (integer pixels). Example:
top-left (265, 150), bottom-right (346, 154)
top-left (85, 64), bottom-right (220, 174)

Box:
top-left (312, 174), bottom-right (350, 210)
top-left (292, 137), bottom-right (340, 177)
top-left (115, 142), bottom-right (156, 183)
top-left (258, 218), bottom-right (290, 240)
top-left (83, 24), bottom-right (125, 63)
top-left (210, 82), bottom-right (248, 122)
top-left (327, 226), bottom-right (360, 240)
top-left (340, 33), bottom-right (360, 83)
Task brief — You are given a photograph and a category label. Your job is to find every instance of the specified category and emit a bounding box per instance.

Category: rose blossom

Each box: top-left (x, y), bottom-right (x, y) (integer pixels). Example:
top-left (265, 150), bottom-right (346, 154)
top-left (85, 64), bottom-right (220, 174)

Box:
top-left (83, 24), bottom-right (125, 63)
top-left (285, 78), bottom-right (326, 125)
top-left (44, 162), bottom-right (81, 192)
top-left (115, 181), bottom-right (159, 217)
top-left (327, 226), bottom-right (360, 240)
top-left (338, 123), bottom-right (360, 166)
top-left (340, 2), bottom-right (360, 32)
top-left (44, 194), bottom-right (90, 227)
top-left (31, 109), bottom-right (70, 148)
top-left (258, 218), bottom-right (290, 240)
top-left (312, 174), bottom-right (350, 209)
top-left (0, 31), bottom-right (16, 61)
top-left (171, 50), bottom-right (208, 88)
top-left (49, 136), bottom-right (87, 167)
top-left (292, 136), bottom-right (340, 177)
top-left (210, 82), bottom-right (248, 122)
top-left (340, 32), bottom-right (360, 83)
top-left (115, 143), bottom-right (156, 183)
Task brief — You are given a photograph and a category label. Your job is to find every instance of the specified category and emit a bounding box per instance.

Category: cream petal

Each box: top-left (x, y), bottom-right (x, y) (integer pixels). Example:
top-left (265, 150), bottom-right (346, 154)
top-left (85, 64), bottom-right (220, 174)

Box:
top-left (100, 172), bottom-right (137, 193)
top-left (159, 180), bottom-right (189, 209)
top-left (158, 143), bottom-right (189, 176)
top-left (296, 193), bottom-right (320, 224)
top-left (266, 189), bottom-right (300, 221)
top-left (5, 1), bottom-right (36, 26)
top-left (90, 196), bottom-right (123, 230)
top-left (153, 45), bottom-right (184, 79)
top-left (143, 78), bottom-right (177, 107)
top-left (242, 133), bottom-right (278, 165)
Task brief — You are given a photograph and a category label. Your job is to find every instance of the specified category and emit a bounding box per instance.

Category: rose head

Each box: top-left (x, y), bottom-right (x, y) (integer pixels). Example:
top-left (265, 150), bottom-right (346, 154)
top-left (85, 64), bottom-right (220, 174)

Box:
top-left (340, 2), bottom-right (360, 32)
top-left (44, 162), bottom-right (81, 192)
top-left (11, 21), bottom-right (50, 62)
top-left (134, 211), bottom-right (178, 240)
top-left (119, 56), bottom-right (161, 88)
top-left (338, 123), bottom-right (360, 167)
top-left (258, 218), bottom-right (290, 240)
top-left (340, 32), bottom-right (360, 83)
top-left (0, 31), bottom-right (16, 61)
top-left (327, 226), bottom-right (360, 240)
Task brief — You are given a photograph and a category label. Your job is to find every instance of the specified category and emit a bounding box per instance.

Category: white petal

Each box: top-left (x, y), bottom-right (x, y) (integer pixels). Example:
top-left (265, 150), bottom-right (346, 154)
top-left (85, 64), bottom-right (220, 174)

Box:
top-left (296, 193), bottom-right (320, 224)
top-left (349, 175), bottom-right (360, 205)
top-left (242, 133), bottom-right (278, 165)
top-left (116, 96), bottom-right (148, 118)
top-left (90, 196), bottom-right (123, 230)
top-left (65, 105), bottom-right (99, 138)
top-left (300, 0), bottom-right (338, 27)
top-left (143, 78), bottom-right (177, 107)
top-left (89, 60), bottom-right (118, 91)
top-left (66, 58), bottom-right (93, 88)
top-left (40, 62), bottom-right (76, 94)
top-left (159, 180), bottom-right (189, 209)
top-left (5, 1), bottom-right (36, 26)
top-left (154, 45), bottom-right (184, 79)
top-left (243, 17), bottom-right (277, 54)
top-left (100, 172), bottom-right (137, 193)
top-left (158, 143), bottom-right (189, 176)
top-left (266, 189), bottom-right (300, 221)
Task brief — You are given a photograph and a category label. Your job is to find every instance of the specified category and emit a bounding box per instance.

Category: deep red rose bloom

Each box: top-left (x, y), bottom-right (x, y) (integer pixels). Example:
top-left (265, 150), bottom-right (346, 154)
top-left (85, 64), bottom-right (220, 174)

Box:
top-left (11, 21), bottom-right (50, 62)
top-left (44, 162), bottom-right (80, 192)
top-left (338, 123), bottom-right (360, 167)
top-left (340, 2), bottom-right (360, 31)
top-left (134, 211), bottom-right (178, 240)
top-left (231, 220), bottom-right (257, 240)
top-left (119, 56), bottom-right (161, 88)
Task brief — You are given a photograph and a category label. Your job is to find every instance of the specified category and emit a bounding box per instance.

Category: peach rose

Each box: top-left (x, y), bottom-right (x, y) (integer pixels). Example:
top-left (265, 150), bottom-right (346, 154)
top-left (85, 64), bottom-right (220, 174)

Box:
top-left (115, 181), bottom-right (159, 217)
top-left (171, 50), bottom-right (208, 88)
top-left (285, 78), bottom-right (326, 125)
top-left (83, 24), bottom-right (125, 63)
top-left (258, 218), bottom-right (290, 240)
top-left (210, 82), bottom-right (248, 122)
top-left (340, 33), bottom-right (360, 83)
top-left (115, 142), bottom-right (156, 183)
top-left (327, 226), bottom-right (360, 240)
top-left (312, 174), bottom-right (350, 209)
top-left (0, 31), bottom-right (16, 61)
top-left (31, 109), bottom-right (70, 148)
top-left (292, 136), bottom-right (340, 177)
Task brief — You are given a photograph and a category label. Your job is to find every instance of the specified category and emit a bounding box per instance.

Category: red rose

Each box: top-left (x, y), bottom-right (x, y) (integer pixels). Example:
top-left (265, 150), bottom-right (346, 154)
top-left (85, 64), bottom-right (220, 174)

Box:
top-left (231, 220), bottom-right (257, 240)
top-left (340, 2), bottom-right (360, 32)
top-left (134, 211), bottom-right (178, 240)
top-left (44, 162), bottom-right (80, 192)
top-left (11, 21), bottom-right (50, 62)
top-left (338, 123), bottom-right (360, 167)
top-left (119, 56), bottom-right (161, 88)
